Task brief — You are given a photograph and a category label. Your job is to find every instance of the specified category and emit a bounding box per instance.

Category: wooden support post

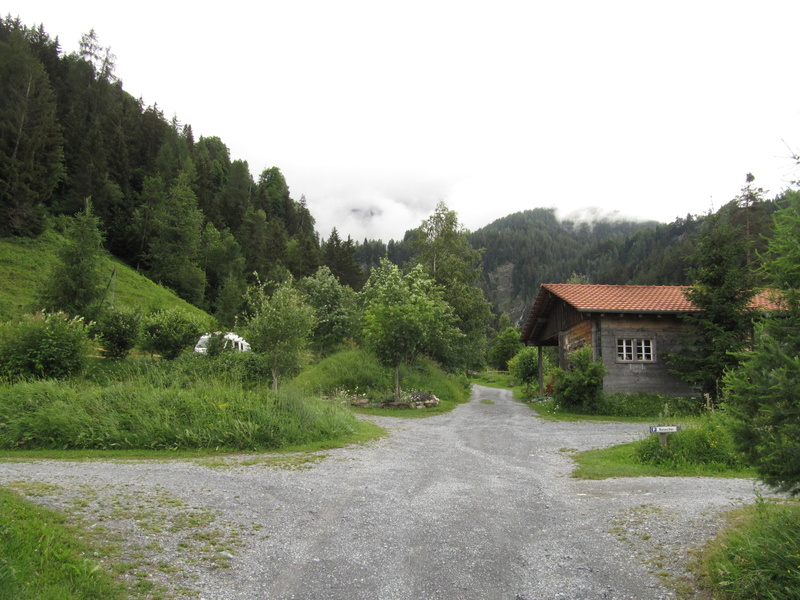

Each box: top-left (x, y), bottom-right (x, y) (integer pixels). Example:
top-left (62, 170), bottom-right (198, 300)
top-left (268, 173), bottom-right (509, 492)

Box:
top-left (538, 346), bottom-right (544, 397)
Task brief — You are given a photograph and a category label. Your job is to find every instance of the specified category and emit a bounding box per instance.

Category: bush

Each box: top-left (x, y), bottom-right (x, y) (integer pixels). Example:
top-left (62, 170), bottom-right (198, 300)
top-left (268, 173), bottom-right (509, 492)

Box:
top-left (552, 346), bottom-right (606, 412)
top-left (635, 412), bottom-right (746, 470)
top-left (203, 332), bottom-right (228, 357)
top-left (508, 346), bottom-right (553, 396)
top-left (139, 309), bottom-right (202, 360)
top-left (488, 327), bottom-right (523, 371)
top-left (0, 312), bottom-right (90, 380)
top-left (594, 393), bottom-right (703, 418)
top-left (91, 308), bottom-right (140, 360)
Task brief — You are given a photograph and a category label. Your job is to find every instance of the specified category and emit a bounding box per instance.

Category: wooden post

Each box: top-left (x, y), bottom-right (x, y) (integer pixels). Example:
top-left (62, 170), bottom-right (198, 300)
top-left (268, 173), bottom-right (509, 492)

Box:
top-left (538, 346), bottom-right (544, 397)
top-left (650, 425), bottom-right (680, 447)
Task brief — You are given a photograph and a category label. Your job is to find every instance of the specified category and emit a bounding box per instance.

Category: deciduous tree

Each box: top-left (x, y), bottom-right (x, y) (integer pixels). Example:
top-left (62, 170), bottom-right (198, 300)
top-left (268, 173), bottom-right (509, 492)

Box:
top-left (413, 201), bottom-right (492, 370)
top-left (298, 266), bottom-right (358, 355)
top-left (488, 326), bottom-right (523, 371)
top-left (362, 259), bottom-right (462, 400)
top-left (244, 279), bottom-right (315, 393)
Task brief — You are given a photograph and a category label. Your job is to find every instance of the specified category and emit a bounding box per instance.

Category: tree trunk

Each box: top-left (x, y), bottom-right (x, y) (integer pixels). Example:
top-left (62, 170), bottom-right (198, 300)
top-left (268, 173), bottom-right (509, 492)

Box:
top-left (272, 367), bottom-right (279, 394)
top-left (394, 366), bottom-right (400, 402)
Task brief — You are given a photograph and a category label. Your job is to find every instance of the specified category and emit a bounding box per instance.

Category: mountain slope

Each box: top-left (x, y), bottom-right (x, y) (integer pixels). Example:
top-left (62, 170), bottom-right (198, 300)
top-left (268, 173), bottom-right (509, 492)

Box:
top-left (0, 231), bottom-right (213, 324)
top-left (468, 200), bottom-right (780, 324)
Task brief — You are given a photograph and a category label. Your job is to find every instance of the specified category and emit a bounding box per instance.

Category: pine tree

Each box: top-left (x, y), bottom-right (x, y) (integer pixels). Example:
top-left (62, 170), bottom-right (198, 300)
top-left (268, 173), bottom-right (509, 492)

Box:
top-left (143, 170), bottom-right (206, 304)
top-left (0, 26), bottom-right (63, 235)
top-left (724, 189), bottom-right (800, 494)
top-left (39, 201), bottom-right (106, 318)
top-left (668, 212), bottom-right (756, 403)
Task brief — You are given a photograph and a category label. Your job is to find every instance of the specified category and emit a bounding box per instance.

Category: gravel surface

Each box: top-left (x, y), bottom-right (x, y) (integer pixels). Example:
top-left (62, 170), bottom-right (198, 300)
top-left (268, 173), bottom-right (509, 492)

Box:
top-left (0, 385), bottom-right (774, 599)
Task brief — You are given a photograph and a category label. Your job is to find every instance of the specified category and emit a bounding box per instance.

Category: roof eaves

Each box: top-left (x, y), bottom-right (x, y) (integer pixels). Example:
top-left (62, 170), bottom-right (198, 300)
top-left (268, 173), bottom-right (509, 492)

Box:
top-left (574, 308), bottom-right (696, 314)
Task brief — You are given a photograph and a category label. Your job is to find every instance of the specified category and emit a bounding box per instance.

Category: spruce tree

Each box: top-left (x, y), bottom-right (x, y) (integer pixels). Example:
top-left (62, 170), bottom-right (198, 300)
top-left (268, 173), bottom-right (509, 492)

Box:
top-left (668, 212), bottom-right (755, 404)
top-left (724, 189), bottom-right (800, 494)
top-left (39, 201), bottom-right (107, 319)
top-left (0, 26), bottom-right (63, 235)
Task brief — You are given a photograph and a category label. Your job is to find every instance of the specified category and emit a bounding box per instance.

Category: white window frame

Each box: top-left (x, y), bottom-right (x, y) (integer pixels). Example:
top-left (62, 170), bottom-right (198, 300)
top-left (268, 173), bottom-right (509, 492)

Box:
top-left (616, 338), bottom-right (655, 362)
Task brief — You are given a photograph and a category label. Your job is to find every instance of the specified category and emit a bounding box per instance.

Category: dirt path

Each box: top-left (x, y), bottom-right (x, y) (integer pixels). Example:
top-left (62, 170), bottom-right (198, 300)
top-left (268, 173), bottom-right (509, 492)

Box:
top-left (0, 386), bottom-right (768, 599)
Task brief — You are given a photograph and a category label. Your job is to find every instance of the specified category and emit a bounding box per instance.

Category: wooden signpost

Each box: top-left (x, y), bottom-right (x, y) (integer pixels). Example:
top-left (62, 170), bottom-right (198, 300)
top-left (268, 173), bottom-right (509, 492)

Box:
top-left (650, 425), bottom-right (680, 446)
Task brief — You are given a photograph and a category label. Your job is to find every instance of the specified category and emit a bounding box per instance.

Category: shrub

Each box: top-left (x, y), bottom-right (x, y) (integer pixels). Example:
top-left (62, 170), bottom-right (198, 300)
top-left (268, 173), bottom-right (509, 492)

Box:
top-left (552, 346), bottom-right (606, 412)
top-left (91, 308), bottom-right (140, 360)
top-left (508, 346), bottom-right (553, 396)
top-left (488, 327), bottom-right (523, 371)
top-left (595, 393), bottom-right (703, 418)
top-left (197, 351), bottom-right (273, 386)
top-left (139, 309), bottom-right (202, 360)
top-left (0, 312), bottom-right (89, 380)
top-left (203, 332), bottom-right (228, 357)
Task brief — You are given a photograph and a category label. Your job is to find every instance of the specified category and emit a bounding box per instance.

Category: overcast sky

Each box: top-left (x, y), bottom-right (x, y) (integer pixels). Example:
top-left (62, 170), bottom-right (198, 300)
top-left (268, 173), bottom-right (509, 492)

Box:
top-left (12, 1), bottom-right (800, 241)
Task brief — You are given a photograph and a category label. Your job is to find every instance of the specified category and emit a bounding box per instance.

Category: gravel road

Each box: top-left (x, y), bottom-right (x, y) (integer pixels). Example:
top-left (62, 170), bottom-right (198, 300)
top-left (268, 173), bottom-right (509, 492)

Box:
top-left (0, 385), bottom-right (772, 600)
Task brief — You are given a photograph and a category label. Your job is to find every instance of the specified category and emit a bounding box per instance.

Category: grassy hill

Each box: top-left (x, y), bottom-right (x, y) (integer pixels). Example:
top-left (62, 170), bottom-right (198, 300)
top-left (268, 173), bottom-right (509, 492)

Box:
top-left (0, 231), bottom-right (213, 325)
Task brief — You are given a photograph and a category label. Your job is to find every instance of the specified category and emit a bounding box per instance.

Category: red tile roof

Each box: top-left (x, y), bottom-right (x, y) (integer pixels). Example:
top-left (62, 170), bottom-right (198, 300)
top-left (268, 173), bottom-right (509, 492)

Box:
top-left (541, 284), bottom-right (694, 313)
top-left (520, 284), bottom-right (784, 343)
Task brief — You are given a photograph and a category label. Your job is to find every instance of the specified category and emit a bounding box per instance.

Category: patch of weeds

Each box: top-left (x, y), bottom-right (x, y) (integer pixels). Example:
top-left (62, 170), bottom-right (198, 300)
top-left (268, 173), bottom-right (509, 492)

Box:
top-left (168, 507), bottom-right (216, 532)
top-left (608, 504), bottom-right (710, 598)
top-left (195, 452), bottom-right (327, 470)
top-left (3, 479), bottom-right (251, 598)
top-left (480, 398), bottom-right (495, 405)
top-left (5, 479), bottom-right (64, 496)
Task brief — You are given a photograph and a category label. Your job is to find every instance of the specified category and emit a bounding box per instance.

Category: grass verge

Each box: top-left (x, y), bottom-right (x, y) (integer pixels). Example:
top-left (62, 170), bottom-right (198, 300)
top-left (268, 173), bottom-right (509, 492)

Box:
top-left (531, 400), bottom-right (664, 423)
top-left (570, 441), bottom-right (757, 480)
top-left (0, 486), bottom-right (125, 600)
top-left (693, 498), bottom-right (800, 600)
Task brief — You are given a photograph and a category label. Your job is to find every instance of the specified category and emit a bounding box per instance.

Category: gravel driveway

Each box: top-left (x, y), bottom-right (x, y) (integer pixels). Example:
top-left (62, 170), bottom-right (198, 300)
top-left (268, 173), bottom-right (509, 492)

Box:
top-left (0, 385), bottom-right (771, 600)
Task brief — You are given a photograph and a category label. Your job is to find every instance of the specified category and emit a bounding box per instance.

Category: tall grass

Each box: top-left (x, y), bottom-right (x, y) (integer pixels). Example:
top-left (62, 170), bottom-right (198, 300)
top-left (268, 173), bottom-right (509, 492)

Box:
top-left (635, 412), bottom-right (747, 471)
top-left (533, 392), bottom-right (703, 421)
top-left (0, 362), bottom-right (360, 451)
top-left (595, 392), bottom-right (702, 418)
top-left (696, 498), bottom-right (800, 600)
top-left (289, 349), bottom-right (391, 396)
top-left (0, 487), bottom-right (124, 600)
top-left (289, 349), bottom-right (470, 408)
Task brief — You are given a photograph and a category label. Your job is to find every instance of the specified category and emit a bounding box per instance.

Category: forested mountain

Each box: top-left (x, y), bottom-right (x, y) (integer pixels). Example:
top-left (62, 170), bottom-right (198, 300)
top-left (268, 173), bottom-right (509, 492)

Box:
top-left (1, 16), bottom-right (789, 329)
top-left (466, 194), bottom-right (782, 324)
top-left (0, 17), bottom-right (338, 324)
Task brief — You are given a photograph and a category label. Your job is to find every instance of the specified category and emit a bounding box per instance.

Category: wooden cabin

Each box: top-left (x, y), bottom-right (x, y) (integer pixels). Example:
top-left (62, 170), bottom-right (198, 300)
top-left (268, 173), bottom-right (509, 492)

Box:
top-left (519, 284), bottom-right (778, 396)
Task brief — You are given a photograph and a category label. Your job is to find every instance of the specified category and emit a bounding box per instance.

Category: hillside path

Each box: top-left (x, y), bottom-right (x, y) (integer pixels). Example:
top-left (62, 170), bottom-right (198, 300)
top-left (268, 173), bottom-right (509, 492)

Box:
top-left (0, 385), bottom-right (768, 599)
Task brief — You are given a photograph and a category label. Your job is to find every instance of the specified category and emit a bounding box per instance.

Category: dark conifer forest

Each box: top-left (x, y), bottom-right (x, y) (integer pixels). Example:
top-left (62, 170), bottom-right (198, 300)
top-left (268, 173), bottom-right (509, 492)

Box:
top-left (1, 16), bottom-right (789, 324)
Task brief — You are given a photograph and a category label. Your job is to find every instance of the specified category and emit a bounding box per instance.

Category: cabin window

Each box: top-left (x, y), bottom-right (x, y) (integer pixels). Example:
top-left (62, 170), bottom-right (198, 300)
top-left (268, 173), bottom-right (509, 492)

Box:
top-left (616, 338), bottom-right (654, 362)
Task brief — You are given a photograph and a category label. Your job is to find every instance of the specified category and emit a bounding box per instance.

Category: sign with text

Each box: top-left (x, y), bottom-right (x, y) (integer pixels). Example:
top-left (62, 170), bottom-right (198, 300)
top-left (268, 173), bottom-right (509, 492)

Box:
top-left (650, 425), bottom-right (680, 433)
